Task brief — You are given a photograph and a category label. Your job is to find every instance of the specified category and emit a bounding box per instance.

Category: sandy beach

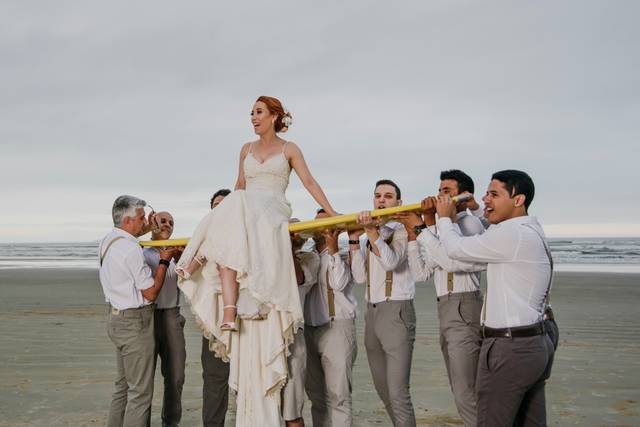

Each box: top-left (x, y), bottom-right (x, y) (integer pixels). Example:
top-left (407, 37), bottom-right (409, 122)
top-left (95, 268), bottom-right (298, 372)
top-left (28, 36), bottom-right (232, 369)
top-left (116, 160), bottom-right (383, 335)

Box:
top-left (0, 268), bottom-right (638, 426)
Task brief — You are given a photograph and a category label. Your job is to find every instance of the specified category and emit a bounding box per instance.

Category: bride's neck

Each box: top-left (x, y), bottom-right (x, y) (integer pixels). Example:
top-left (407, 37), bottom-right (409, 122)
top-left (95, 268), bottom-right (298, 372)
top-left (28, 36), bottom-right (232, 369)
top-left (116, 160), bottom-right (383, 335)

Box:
top-left (258, 132), bottom-right (279, 146)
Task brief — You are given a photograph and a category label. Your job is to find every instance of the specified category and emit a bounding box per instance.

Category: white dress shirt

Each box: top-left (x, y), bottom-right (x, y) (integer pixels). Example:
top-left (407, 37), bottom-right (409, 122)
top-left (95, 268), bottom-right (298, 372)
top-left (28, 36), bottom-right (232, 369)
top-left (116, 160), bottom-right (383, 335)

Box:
top-left (305, 248), bottom-right (357, 327)
top-left (98, 228), bottom-right (154, 310)
top-left (143, 247), bottom-right (179, 309)
top-left (294, 249), bottom-right (320, 325)
top-left (437, 215), bottom-right (552, 329)
top-left (409, 211), bottom-right (486, 296)
top-left (351, 222), bottom-right (415, 304)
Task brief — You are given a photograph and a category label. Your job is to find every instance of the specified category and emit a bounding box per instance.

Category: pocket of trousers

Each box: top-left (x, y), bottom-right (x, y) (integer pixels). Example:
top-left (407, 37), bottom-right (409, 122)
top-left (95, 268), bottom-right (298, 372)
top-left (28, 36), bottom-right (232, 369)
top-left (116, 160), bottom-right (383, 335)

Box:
top-left (178, 313), bottom-right (186, 329)
top-left (398, 302), bottom-right (416, 332)
top-left (483, 338), bottom-right (497, 373)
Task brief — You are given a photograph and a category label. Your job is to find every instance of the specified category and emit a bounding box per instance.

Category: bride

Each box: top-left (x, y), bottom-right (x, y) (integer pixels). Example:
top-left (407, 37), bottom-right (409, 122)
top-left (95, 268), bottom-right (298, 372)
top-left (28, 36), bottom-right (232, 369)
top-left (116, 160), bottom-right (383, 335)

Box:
top-left (178, 96), bottom-right (337, 426)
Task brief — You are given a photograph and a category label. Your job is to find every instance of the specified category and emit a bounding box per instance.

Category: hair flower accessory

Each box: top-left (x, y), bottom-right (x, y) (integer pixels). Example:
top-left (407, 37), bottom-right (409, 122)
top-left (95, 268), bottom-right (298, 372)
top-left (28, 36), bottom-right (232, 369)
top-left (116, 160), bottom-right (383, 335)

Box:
top-left (282, 109), bottom-right (293, 128)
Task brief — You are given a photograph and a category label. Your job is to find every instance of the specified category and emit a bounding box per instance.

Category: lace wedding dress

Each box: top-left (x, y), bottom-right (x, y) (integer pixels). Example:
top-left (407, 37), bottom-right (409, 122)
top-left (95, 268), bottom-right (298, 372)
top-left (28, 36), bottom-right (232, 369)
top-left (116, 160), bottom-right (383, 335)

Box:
top-left (178, 142), bottom-right (302, 426)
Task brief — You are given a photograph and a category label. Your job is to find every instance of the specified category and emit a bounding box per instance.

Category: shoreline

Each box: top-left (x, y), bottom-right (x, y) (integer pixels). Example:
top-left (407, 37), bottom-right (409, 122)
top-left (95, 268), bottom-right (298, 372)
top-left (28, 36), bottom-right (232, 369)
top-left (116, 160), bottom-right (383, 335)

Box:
top-left (3, 263), bottom-right (640, 274)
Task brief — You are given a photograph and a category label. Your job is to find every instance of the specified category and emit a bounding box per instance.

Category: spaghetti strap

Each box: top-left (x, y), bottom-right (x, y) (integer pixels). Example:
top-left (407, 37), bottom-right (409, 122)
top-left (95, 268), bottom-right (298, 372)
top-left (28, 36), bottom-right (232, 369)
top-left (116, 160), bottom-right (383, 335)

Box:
top-left (247, 142), bottom-right (254, 154)
top-left (282, 140), bottom-right (289, 153)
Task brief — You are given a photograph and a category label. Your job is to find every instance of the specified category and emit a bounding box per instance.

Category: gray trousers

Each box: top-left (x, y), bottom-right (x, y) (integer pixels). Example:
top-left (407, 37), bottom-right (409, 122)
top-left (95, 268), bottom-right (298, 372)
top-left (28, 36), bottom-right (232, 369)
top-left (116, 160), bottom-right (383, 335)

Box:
top-left (305, 319), bottom-right (358, 427)
top-left (282, 328), bottom-right (307, 421)
top-left (201, 337), bottom-right (230, 427)
top-left (107, 304), bottom-right (155, 427)
top-left (152, 307), bottom-right (186, 427)
top-left (476, 332), bottom-right (555, 427)
top-left (364, 300), bottom-right (416, 427)
top-left (437, 291), bottom-right (483, 427)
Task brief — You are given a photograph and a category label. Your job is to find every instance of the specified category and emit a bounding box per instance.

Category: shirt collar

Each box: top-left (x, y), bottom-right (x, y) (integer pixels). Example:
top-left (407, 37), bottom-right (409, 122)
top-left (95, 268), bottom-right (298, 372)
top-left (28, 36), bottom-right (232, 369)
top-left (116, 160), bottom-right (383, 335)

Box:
top-left (113, 227), bottom-right (139, 242)
top-left (497, 215), bottom-right (538, 227)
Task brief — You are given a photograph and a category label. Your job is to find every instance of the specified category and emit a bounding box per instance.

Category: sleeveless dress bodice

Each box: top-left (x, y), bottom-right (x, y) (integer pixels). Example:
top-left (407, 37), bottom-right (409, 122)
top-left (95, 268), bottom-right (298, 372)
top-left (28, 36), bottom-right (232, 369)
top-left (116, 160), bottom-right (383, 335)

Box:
top-left (244, 152), bottom-right (291, 195)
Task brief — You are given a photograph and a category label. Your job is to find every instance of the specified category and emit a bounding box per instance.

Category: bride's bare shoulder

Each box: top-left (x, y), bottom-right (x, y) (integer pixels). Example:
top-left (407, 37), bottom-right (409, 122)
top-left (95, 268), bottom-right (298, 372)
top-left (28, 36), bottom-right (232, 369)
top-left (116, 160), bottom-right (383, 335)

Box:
top-left (283, 140), bottom-right (301, 155)
top-left (240, 141), bottom-right (256, 157)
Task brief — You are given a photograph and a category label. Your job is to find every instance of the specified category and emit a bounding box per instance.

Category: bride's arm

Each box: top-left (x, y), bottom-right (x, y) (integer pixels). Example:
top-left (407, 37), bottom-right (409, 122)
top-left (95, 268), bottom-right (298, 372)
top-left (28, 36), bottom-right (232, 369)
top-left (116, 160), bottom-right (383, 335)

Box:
top-left (287, 142), bottom-right (338, 216)
top-left (234, 143), bottom-right (251, 190)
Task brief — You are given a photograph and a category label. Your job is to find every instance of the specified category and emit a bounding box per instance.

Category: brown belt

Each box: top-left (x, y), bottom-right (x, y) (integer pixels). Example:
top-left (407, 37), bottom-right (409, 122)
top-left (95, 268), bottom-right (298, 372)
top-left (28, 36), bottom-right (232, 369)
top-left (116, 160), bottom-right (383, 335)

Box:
top-left (482, 322), bottom-right (544, 339)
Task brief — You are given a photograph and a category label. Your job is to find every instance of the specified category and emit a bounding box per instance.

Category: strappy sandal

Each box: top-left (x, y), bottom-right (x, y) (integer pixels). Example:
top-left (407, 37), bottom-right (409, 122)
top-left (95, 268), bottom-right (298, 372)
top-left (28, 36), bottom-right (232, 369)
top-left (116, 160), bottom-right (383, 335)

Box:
top-left (175, 267), bottom-right (190, 280)
top-left (220, 305), bottom-right (238, 331)
top-left (176, 255), bottom-right (206, 280)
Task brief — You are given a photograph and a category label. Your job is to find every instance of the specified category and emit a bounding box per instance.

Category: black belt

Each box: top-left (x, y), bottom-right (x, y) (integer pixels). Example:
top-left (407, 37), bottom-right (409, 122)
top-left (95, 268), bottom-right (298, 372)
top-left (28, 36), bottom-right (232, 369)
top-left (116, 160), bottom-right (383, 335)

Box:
top-left (482, 322), bottom-right (545, 339)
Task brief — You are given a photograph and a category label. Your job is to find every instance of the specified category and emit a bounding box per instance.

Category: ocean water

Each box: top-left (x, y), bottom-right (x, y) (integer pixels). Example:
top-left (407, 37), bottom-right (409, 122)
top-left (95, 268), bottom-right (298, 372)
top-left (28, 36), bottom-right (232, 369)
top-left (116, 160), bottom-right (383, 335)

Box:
top-left (0, 238), bottom-right (639, 273)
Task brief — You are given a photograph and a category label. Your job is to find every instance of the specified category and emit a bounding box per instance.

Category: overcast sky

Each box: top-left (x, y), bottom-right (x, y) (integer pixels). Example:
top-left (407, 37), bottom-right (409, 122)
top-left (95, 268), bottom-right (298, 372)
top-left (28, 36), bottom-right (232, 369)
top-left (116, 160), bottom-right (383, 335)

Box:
top-left (1, 1), bottom-right (639, 242)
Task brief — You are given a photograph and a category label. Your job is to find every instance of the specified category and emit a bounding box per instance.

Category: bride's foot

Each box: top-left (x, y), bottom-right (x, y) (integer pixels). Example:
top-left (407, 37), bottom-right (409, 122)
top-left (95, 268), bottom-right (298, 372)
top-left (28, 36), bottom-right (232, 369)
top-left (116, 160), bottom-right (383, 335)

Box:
top-left (220, 305), bottom-right (238, 331)
top-left (176, 255), bottom-right (207, 280)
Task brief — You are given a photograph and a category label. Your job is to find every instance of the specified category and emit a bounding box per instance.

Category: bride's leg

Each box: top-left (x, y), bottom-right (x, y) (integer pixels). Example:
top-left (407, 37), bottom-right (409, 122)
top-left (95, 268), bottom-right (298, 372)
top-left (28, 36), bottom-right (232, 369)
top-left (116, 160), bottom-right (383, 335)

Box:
top-left (220, 266), bottom-right (239, 329)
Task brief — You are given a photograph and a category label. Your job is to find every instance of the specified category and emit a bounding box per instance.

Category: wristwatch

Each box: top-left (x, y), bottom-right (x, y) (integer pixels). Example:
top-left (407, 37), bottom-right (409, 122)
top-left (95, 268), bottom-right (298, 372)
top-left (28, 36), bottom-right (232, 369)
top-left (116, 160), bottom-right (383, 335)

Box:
top-left (348, 239), bottom-right (360, 245)
top-left (413, 224), bottom-right (427, 236)
top-left (159, 259), bottom-right (171, 267)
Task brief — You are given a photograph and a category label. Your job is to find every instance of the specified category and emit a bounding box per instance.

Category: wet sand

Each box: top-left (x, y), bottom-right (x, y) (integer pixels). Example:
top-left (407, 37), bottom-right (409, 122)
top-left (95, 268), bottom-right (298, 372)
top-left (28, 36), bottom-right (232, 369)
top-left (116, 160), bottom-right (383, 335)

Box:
top-left (0, 269), bottom-right (639, 426)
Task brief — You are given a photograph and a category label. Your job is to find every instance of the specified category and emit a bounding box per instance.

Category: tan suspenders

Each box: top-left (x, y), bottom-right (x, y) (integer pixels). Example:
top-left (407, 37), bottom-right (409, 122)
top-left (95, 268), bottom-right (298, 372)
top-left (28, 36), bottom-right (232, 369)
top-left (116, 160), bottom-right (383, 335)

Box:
top-left (447, 272), bottom-right (454, 294)
top-left (326, 268), bottom-right (336, 318)
top-left (100, 236), bottom-right (125, 267)
top-left (365, 236), bottom-right (394, 302)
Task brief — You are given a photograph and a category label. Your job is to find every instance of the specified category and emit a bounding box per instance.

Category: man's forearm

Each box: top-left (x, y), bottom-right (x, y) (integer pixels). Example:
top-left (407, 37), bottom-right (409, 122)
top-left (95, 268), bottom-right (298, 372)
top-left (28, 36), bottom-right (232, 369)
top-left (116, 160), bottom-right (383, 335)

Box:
top-left (142, 264), bottom-right (168, 302)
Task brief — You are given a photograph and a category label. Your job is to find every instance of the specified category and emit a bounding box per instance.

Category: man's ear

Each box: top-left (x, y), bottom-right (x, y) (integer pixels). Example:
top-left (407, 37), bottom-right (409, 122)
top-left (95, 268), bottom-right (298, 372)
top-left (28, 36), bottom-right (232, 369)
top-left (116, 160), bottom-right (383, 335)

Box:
top-left (398, 199), bottom-right (403, 206)
top-left (514, 194), bottom-right (526, 208)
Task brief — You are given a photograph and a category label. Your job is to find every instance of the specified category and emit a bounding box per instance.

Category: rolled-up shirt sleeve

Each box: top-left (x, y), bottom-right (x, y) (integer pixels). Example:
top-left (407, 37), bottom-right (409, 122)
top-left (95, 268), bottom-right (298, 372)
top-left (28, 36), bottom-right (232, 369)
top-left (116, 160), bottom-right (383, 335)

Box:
top-left (297, 251), bottom-right (320, 295)
top-left (350, 244), bottom-right (367, 284)
top-left (437, 217), bottom-right (515, 263)
top-left (329, 253), bottom-right (351, 292)
top-left (373, 227), bottom-right (407, 271)
top-left (125, 247), bottom-right (154, 291)
top-left (407, 240), bottom-right (435, 282)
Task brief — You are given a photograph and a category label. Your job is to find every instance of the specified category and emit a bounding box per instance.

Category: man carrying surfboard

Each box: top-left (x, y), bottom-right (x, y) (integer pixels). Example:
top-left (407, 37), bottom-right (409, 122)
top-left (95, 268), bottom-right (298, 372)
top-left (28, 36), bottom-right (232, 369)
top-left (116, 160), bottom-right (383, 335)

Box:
top-left (348, 179), bottom-right (417, 427)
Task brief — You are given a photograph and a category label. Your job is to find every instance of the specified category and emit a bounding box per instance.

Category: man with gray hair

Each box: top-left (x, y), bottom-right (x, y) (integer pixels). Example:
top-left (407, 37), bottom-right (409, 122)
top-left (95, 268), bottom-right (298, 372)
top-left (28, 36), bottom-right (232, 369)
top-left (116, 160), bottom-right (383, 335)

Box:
top-left (99, 195), bottom-right (176, 427)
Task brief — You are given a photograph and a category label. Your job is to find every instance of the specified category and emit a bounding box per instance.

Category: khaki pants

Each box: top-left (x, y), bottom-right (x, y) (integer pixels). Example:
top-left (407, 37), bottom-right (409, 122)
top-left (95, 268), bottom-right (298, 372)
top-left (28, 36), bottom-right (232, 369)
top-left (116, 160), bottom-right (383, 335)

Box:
top-left (201, 337), bottom-right (230, 427)
top-left (364, 300), bottom-right (416, 427)
top-left (107, 305), bottom-right (155, 427)
top-left (282, 328), bottom-right (307, 421)
top-left (437, 291), bottom-right (483, 426)
top-left (305, 319), bottom-right (357, 427)
top-left (153, 307), bottom-right (186, 427)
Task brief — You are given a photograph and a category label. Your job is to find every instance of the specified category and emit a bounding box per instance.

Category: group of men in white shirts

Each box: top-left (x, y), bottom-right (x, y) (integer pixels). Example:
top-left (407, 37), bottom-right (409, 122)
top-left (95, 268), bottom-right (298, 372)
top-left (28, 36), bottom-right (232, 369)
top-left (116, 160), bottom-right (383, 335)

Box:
top-left (99, 168), bottom-right (558, 427)
top-left (284, 169), bottom-right (558, 427)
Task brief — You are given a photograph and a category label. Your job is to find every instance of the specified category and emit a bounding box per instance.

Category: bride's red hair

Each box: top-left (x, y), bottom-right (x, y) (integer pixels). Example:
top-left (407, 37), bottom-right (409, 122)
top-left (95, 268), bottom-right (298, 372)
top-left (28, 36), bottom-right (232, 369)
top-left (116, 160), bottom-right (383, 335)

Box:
top-left (256, 96), bottom-right (292, 133)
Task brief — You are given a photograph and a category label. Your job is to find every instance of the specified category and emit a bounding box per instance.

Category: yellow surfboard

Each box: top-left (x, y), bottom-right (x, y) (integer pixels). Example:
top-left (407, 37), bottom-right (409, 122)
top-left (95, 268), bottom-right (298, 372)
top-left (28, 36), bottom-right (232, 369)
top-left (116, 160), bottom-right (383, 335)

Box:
top-left (139, 195), bottom-right (470, 246)
top-left (140, 238), bottom-right (190, 247)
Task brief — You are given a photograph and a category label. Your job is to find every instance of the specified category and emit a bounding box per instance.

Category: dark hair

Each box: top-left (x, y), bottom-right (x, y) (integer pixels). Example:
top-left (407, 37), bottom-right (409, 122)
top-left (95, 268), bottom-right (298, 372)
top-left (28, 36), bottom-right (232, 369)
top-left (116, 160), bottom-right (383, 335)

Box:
top-left (255, 96), bottom-right (292, 133)
top-left (210, 189), bottom-right (231, 208)
top-left (375, 179), bottom-right (401, 200)
top-left (316, 208), bottom-right (326, 214)
top-left (440, 169), bottom-right (474, 194)
top-left (491, 170), bottom-right (535, 210)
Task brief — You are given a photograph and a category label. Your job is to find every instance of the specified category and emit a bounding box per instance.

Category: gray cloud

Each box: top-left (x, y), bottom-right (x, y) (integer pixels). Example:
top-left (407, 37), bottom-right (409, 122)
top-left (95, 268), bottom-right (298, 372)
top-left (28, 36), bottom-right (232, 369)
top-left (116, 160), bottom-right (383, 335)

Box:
top-left (1, 1), bottom-right (639, 241)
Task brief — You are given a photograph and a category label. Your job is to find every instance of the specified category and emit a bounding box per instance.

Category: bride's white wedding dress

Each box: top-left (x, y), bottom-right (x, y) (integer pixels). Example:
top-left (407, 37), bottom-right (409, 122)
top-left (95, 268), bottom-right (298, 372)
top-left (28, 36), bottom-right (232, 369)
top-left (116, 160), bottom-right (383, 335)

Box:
top-left (178, 142), bottom-right (302, 426)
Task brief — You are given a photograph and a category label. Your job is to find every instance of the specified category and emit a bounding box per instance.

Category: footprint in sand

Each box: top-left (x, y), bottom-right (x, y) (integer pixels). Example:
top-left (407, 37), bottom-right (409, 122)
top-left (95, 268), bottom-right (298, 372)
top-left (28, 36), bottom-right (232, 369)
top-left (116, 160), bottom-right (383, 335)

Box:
top-left (610, 399), bottom-right (639, 417)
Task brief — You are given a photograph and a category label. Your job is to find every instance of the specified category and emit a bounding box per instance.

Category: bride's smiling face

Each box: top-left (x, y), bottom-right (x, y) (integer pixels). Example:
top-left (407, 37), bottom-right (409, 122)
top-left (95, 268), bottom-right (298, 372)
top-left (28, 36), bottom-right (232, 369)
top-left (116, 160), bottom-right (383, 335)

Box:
top-left (251, 101), bottom-right (275, 135)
